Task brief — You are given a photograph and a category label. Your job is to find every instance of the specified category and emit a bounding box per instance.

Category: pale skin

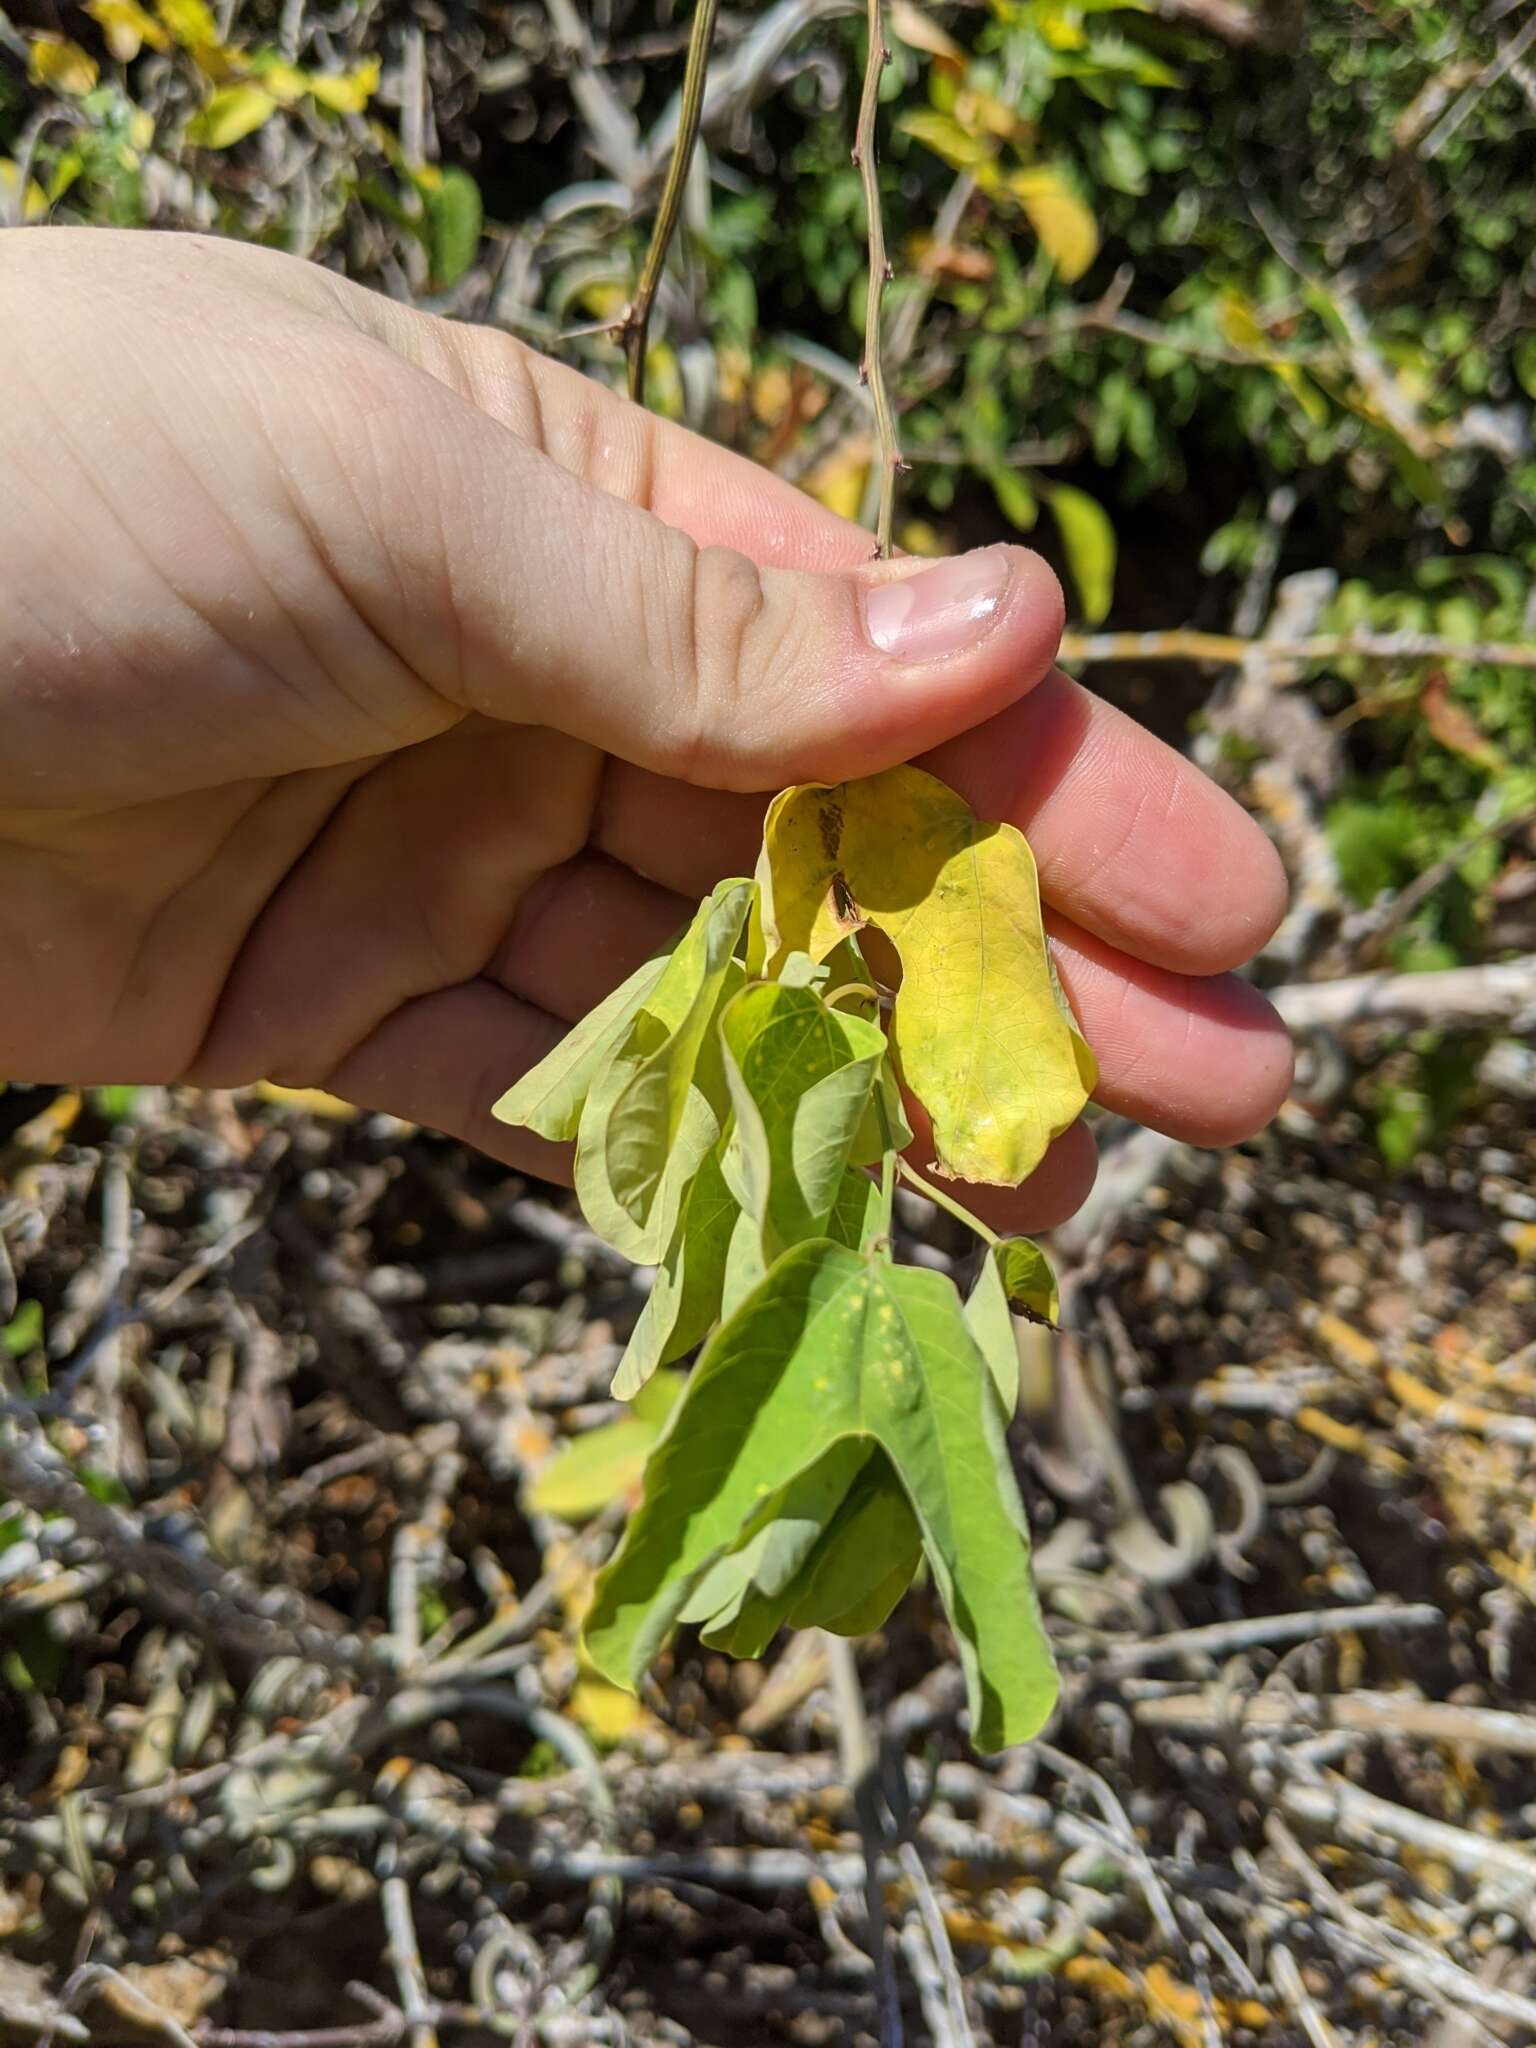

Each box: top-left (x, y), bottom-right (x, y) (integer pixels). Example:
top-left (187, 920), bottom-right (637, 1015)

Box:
top-left (0, 229), bottom-right (1294, 1231)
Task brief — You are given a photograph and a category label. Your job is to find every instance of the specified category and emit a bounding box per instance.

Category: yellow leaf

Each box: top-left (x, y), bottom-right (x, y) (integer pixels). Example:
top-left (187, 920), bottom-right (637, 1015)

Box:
top-left (86, 0), bottom-right (170, 58)
top-left (802, 438), bottom-right (871, 522)
top-left (890, 0), bottom-right (966, 69)
top-left (954, 85), bottom-right (1024, 142)
top-left (253, 1081), bottom-right (358, 1120)
top-left (529, 1372), bottom-right (687, 1523)
top-left (579, 279), bottom-right (626, 320)
top-left (756, 767), bottom-right (1097, 1186)
top-left (305, 57), bottom-right (380, 113)
top-left (255, 58), bottom-right (311, 105)
top-left (0, 159), bottom-right (49, 223)
top-left (567, 1674), bottom-right (647, 1743)
top-left (1008, 166), bottom-right (1098, 283)
top-left (185, 82), bottom-right (277, 147)
top-left (899, 108), bottom-right (995, 172)
top-left (27, 36), bottom-right (100, 95)
top-left (155, 0), bottom-right (219, 46)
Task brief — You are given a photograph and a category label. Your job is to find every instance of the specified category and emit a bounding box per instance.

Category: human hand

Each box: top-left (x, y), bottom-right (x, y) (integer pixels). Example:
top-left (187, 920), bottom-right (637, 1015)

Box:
top-left (0, 228), bottom-right (1291, 1230)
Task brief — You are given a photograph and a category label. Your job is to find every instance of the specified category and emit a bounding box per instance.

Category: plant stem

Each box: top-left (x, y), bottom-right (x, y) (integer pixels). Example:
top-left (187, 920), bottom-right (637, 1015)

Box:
top-left (622, 0), bottom-right (720, 408)
top-left (896, 1158), bottom-right (999, 1249)
top-left (854, 0), bottom-right (901, 558)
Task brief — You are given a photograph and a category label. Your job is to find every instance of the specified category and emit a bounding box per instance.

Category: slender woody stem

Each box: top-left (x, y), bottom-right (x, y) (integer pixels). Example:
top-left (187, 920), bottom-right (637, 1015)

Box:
top-left (623, 0), bottom-right (720, 408)
top-left (854, 0), bottom-right (902, 558)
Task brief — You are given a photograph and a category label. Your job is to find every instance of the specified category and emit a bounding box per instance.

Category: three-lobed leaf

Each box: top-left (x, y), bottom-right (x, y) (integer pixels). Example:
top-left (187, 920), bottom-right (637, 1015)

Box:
top-left (584, 1239), bottom-right (1059, 1751)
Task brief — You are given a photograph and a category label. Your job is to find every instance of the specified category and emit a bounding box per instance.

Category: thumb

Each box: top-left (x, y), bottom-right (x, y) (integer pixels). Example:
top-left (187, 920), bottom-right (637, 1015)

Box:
top-left (326, 356), bottom-right (1065, 792)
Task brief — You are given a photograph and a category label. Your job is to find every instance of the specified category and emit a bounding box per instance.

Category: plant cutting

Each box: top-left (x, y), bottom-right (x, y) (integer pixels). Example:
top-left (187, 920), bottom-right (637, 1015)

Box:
top-left (494, 0), bottom-right (1096, 1752)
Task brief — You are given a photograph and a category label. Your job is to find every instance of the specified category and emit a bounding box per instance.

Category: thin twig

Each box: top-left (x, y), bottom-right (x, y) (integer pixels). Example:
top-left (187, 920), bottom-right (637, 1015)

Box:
top-left (853, 0), bottom-right (901, 557)
top-left (380, 1877), bottom-right (438, 2048)
top-left (1270, 955), bottom-right (1536, 1032)
top-left (1060, 627), bottom-right (1536, 671)
top-left (1088, 1599), bottom-right (1442, 1673)
top-left (621, 0), bottom-right (719, 405)
top-left (1133, 1689), bottom-right (1536, 1758)
top-left (825, 1634), bottom-right (904, 2047)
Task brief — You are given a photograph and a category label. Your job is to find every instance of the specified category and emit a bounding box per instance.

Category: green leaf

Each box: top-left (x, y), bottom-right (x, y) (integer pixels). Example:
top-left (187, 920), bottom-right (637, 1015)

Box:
top-left (719, 1205), bottom-right (767, 1321)
top-left (185, 83), bottom-right (277, 148)
top-left (681, 1438), bottom-right (872, 1655)
top-left (574, 880), bottom-right (752, 1261)
top-left (756, 768), bottom-right (1096, 1187)
top-left (720, 981), bottom-right (887, 1262)
top-left (786, 1451), bottom-right (923, 1635)
top-left (987, 465), bottom-right (1039, 532)
top-left (493, 952), bottom-right (670, 1142)
top-left (825, 1166), bottom-right (885, 1253)
top-left (528, 1370), bottom-right (686, 1520)
top-left (612, 1141), bottom-right (739, 1399)
top-left (584, 1240), bottom-right (1058, 1751)
top-left (426, 166), bottom-right (483, 289)
top-left (1044, 482), bottom-right (1116, 625)
top-left (964, 1239), bottom-right (1057, 1413)
top-left (89, 1085), bottom-right (140, 1123)
top-left (4, 1299), bottom-right (44, 1357)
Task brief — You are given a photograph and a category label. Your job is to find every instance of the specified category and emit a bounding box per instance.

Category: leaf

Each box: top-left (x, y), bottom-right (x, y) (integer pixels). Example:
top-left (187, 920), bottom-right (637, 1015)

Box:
top-left (899, 109), bottom-right (996, 172)
top-left (86, 0), bottom-right (170, 59)
top-left (426, 166), bottom-right (483, 289)
top-left (584, 1240), bottom-right (1058, 1751)
top-left (154, 0), bottom-right (219, 48)
top-left (890, 0), bottom-right (966, 70)
top-left (185, 84), bottom-right (277, 148)
top-left (720, 981), bottom-right (887, 1262)
top-left (987, 465), bottom-right (1038, 533)
top-left (681, 1438), bottom-right (873, 1656)
top-left (1008, 167), bottom-right (1098, 283)
top-left (528, 1371), bottom-right (686, 1521)
top-left (786, 1451), bottom-right (923, 1634)
top-left (575, 881), bottom-right (751, 1262)
top-left (307, 57), bottom-right (380, 114)
top-left (494, 951), bottom-right (670, 1143)
top-left (0, 160), bottom-right (49, 223)
top-left (964, 1238), bottom-right (1057, 1412)
top-left (756, 767), bottom-right (1096, 1186)
top-left (1044, 482), bottom-right (1116, 624)
top-left (27, 36), bottom-right (100, 95)
top-left (612, 1140), bottom-right (739, 1399)
top-left (825, 1165), bottom-right (885, 1253)
top-left (3, 1300), bottom-right (44, 1359)
top-left (719, 1205), bottom-right (767, 1321)
top-left (254, 1082), bottom-right (358, 1120)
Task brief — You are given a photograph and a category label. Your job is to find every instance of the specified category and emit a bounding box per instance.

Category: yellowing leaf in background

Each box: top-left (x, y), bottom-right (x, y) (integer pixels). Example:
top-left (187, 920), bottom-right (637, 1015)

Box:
top-left (1009, 166), bottom-right (1098, 282)
top-left (253, 1081), bottom-right (358, 1121)
top-left (757, 767), bottom-right (1096, 1186)
top-left (529, 1371), bottom-right (686, 1522)
top-left (307, 57), bottom-right (381, 114)
top-left (803, 438), bottom-right (871, 522)
top-left (0, 159), bottom-right (49, 223)
top-left (86, 0), bottom-right (170, 59)
top-left (1044, 480), bottom-right (1116, 623)
top-left (155, 0), bottom-right (219, 46)
top-left (185, 82), bottom-right (276, 146)
top-left (27, 36), bottom-right (100, 96)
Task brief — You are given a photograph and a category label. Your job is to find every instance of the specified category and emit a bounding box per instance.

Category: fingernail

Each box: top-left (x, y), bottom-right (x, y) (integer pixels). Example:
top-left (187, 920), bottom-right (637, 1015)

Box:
top-left (862, 548), bottom-right (1011, 661)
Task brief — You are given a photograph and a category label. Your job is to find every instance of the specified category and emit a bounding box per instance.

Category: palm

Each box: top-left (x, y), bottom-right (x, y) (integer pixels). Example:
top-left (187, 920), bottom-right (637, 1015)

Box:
top-left (0, 231), bottom-right (1292, 1234)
